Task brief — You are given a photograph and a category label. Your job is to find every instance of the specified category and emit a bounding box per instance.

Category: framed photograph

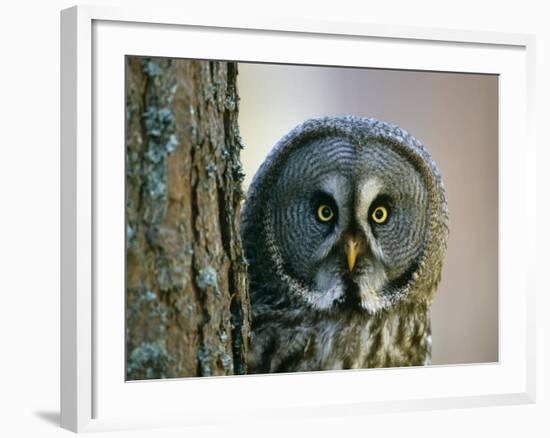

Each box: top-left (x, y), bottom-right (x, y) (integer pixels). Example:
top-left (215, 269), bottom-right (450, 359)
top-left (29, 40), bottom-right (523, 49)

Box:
top-left (61, 5), bottom-right (536, 433)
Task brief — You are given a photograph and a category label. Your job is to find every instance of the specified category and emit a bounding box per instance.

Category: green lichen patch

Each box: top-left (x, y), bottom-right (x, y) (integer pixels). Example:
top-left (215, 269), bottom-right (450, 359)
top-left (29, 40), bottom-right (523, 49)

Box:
top-left (219, 330), bottom-right (228, 343)
top-left (127, 339), bottom-right (172, 380)
top-left (219, 352), bottom-right (233, 371)
top-left (205, 161), bottom-right (218, 177)
top-left (197, 346), bottom-right (213, 377)
top-left (196, 266), bottom-right (218, 291)
top-left (142, 59), bottom-right (162, 77)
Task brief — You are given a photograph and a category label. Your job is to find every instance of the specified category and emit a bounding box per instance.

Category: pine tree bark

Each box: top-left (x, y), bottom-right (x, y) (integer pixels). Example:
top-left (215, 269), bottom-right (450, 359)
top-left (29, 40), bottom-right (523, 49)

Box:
top-left (125, 57), bottom-right (250, 379)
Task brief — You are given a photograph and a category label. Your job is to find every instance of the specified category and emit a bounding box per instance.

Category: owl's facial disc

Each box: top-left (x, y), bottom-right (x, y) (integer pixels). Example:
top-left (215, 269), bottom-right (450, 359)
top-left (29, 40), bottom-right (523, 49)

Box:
top-left (269, 137), bottom-right (428, 314)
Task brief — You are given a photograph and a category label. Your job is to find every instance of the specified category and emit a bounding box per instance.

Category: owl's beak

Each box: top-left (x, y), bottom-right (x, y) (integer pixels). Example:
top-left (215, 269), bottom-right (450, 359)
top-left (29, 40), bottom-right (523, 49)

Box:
top-left (344, 235), bottom-right (360, 272)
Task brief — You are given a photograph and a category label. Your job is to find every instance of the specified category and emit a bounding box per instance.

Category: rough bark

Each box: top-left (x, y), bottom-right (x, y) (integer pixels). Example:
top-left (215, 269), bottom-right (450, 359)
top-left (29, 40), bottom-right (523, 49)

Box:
top-left (125, 57), bottom-right (250, 379)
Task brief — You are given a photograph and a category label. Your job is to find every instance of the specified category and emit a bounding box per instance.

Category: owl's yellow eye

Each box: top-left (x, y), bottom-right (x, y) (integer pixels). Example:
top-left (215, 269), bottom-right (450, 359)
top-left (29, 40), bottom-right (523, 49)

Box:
top-left (317, 204), bottom-right (334, 222)
top-left (371, 206), bottom-right (388, 224)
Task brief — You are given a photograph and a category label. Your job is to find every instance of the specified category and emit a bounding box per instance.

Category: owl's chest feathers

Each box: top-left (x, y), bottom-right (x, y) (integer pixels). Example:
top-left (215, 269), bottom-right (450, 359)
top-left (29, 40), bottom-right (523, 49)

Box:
top-left (249, 301), bottom-right (432, 373)
top-left (314, 306), bottom-right (431, 370)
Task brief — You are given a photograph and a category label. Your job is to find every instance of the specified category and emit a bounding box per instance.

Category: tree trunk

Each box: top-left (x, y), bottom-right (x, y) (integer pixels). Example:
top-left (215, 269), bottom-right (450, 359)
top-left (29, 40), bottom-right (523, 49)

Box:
top-left (125, 57), bottom-right (250, 379)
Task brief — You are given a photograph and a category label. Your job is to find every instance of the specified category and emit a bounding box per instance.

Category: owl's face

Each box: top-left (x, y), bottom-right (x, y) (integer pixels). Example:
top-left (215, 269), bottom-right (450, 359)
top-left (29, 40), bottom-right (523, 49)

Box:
top-left (269, 136), bottom-right (429, 313)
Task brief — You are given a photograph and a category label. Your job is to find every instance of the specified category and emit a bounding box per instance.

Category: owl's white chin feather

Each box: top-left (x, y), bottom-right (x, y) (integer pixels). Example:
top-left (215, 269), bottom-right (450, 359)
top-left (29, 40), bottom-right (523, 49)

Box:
top-left (310, 266), bottom-right (345, 310)
top-left (357, 286), bottom-right (385, 313)
top-left (309, 266), bottom-right (389, 314)
top-left (308, 284), bottom-right (345, 310)
top-left (355, 270), bottom-right (388, 313)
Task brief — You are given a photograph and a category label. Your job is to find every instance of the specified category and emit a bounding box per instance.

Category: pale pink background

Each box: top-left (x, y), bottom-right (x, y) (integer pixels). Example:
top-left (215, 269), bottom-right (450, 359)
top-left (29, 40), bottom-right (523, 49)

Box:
top-left (238, 63), bottom-right (498, 365)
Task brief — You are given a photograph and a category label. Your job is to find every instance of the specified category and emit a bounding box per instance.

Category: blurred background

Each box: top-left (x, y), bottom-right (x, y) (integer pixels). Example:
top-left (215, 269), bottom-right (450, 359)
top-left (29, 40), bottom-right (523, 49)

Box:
top-left (237, 63), bottom-right (498, 365)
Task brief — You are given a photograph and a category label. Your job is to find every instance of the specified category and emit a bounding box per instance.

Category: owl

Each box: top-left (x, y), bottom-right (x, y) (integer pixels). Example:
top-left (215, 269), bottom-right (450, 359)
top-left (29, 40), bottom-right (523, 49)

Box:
top-left (241, 116), bottom-right (449, 373)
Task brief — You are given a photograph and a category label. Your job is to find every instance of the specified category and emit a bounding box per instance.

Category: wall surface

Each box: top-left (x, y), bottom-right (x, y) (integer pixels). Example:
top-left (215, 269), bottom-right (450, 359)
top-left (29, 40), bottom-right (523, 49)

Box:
top-left (238, 65), bottom-right (498, 366)
top-left (0, 0), bottom-right (547, 437)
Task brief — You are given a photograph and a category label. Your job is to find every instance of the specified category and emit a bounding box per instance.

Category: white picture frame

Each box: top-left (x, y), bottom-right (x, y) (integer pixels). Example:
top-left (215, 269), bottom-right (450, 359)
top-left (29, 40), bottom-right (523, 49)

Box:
top-left (60, 4), bottom-right (536, 433)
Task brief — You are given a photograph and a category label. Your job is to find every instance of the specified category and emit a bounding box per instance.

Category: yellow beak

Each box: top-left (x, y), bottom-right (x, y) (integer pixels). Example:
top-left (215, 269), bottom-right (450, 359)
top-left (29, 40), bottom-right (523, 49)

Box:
top-left (344, 236), bottom-right (359, 272)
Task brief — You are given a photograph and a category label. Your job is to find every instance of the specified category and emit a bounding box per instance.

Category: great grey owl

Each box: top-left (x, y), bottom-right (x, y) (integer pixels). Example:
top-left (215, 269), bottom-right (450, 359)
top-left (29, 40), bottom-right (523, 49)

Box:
top-left (241, 116), bottom-right (449, 373)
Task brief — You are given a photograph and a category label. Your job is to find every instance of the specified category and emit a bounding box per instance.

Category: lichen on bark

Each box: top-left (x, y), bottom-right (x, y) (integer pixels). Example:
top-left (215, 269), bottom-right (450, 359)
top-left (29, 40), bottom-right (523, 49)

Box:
top-left (126, 57), bottom-right (250, 379)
